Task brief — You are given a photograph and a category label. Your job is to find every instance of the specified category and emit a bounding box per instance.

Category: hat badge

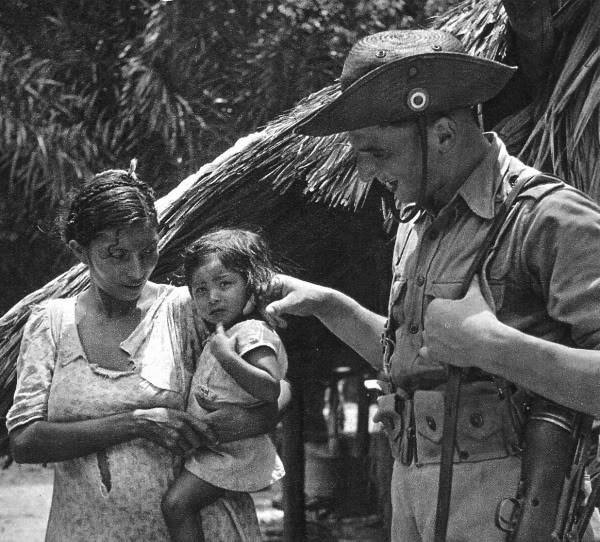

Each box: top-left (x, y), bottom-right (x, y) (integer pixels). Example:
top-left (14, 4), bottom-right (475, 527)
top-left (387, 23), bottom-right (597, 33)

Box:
top-left (407, 88), bottom-right (429, 112)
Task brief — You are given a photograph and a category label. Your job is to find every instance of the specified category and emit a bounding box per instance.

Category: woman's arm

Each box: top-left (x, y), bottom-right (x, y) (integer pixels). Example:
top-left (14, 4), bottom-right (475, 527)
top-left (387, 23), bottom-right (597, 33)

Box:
top-left (10, 408), bottom-right (217, 464)
top-left (9, 297), bottom-right (219, 464)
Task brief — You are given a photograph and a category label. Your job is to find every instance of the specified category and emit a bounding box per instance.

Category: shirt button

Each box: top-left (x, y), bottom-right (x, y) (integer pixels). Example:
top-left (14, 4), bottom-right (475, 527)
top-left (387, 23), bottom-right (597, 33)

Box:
top-left (429, 230), bottom-right (438, 241)
top-left (416, 275), bottom-right (425, 287)
top-left (409, 323), bottom-right (419, 334)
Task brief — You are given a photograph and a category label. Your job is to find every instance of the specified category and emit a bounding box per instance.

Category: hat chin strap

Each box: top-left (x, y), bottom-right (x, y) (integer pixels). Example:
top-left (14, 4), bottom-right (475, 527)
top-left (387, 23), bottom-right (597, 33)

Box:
top-left (375, 116), bottom-right (428, 225)
top-left (397, 115), bottom-right (428, 223)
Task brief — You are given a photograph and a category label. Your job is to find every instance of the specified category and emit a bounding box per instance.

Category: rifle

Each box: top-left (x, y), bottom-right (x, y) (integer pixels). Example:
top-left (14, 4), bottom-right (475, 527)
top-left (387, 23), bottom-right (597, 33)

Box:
top-left (495, 399), bottom-right (595, 541)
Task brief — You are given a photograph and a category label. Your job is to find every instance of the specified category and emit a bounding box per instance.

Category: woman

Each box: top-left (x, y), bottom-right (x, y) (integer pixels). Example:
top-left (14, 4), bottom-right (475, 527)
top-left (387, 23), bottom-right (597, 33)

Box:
top-left (6, 161), bottom-right (287, 541)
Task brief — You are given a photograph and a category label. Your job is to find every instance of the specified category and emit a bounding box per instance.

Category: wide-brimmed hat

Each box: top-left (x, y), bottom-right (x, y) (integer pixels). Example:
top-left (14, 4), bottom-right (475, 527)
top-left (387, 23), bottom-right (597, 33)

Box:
top-left (295, 29), bottom-right (516, 136)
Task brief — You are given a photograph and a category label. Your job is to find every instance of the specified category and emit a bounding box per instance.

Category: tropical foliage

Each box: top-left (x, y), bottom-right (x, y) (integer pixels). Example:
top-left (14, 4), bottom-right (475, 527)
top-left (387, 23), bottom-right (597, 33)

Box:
top-left (0, 0), bottom-right (454, 312)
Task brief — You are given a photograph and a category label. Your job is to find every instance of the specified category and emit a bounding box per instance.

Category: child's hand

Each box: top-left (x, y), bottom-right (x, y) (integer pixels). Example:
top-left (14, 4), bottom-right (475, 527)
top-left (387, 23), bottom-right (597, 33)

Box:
top-left (209, 323), bottom-right (238, 361)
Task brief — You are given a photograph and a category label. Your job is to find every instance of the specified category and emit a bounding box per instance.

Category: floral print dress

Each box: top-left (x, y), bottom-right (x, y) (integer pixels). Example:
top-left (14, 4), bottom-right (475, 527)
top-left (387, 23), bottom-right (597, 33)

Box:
top-left (6, 285), bottom-right (262, 542)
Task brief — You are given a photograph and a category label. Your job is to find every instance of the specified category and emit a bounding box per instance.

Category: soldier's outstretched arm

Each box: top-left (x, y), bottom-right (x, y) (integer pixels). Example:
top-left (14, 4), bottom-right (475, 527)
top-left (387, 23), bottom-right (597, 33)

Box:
top-left (263, 274), bottom-right (386, 370)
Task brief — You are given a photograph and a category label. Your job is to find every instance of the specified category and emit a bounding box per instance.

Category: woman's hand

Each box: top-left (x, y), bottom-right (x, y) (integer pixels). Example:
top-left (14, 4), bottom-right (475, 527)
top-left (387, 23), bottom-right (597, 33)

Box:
top-left (420, 276), bottom-right (505, 372)
top-left (201, 381), bottom-right (292, 444)
top-left (204, 402), bottom-right (276, 443)
top-left (132, 407), bottom-right (218, 456)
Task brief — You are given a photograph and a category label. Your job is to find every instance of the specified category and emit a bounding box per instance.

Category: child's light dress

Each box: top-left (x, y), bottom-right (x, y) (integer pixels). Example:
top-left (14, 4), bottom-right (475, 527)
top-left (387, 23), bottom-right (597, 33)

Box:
top-left (185, 319), bottom-right (287, 492)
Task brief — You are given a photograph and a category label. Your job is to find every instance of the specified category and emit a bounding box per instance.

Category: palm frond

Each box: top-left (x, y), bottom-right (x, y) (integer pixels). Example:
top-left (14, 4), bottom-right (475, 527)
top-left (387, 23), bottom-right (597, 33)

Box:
top-left (518, 0), bottom-right (600, 197)
top-left (432, 0), bottom-right (508, 60)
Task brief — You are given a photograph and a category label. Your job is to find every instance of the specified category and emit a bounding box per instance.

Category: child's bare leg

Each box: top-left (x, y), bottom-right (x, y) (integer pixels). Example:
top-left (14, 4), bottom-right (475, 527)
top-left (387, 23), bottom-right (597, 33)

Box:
top-left (162, 469), bottom-right (225, 542)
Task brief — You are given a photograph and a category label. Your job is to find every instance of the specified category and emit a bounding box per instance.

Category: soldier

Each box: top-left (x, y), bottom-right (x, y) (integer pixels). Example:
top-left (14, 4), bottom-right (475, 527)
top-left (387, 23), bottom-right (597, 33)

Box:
top-left (263, 29), bottom-right (600, 541)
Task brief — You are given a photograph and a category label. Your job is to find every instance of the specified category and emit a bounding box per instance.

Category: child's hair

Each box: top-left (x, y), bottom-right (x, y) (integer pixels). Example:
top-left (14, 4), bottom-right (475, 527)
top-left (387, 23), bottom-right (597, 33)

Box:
top-left (63, 159), bottom-right (158, 246)
top-left (183, 228), bottom-right (278, 296)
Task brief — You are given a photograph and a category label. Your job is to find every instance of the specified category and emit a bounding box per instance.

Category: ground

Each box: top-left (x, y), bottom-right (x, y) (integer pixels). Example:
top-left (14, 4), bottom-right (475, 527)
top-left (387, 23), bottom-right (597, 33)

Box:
top-left (0, 400), bottom-right (388, 541)
top-left (0, 462), bottom-right (385, 542)
top-left (0, 462), bottom-right (52, 542)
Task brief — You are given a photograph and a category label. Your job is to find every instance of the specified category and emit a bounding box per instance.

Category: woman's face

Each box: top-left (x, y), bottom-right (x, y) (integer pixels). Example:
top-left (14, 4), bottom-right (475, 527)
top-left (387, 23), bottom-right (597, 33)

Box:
top-left (190, 254), bottom-right (248, 327)
top-left (71, 221), bottom-right (159, 302)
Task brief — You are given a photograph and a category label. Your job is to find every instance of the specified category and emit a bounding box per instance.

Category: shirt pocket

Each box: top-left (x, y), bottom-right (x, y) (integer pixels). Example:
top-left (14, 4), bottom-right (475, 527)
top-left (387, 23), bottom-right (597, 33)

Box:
top-left (423, 282), bottom-right (462, 317)
top-left (423, 280), bottom-right (504, 313)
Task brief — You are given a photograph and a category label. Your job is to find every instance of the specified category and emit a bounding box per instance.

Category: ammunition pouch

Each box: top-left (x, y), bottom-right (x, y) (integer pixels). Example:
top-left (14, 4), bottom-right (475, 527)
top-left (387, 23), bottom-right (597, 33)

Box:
top-left (414, 382), bottom-right (521, 465)
top-left (376, 381), bottom-right (521, 466)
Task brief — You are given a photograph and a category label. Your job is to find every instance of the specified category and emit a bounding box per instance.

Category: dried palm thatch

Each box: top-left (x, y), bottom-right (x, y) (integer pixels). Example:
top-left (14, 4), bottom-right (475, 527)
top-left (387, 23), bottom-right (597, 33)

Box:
top-left (438, 0), bottom-right (600, 200)
top-left (1, 0), bottom-right (600, 454)
top-left (434, 0), bottom-right (509, 60)
top-left (517, 0), bottom-right (600, 200)
top-left (153, 84), bottom-right (365, 279)
top-left (0, 84), bottom-right (368, 452)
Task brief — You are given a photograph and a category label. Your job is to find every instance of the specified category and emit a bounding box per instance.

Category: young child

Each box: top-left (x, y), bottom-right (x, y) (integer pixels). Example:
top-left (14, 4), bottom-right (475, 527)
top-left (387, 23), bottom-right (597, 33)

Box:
top-left (161, 228), bottom-right (287, 542)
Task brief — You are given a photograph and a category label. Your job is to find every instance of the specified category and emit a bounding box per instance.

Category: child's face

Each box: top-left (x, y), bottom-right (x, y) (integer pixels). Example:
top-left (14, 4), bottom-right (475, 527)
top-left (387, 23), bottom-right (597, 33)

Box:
top-left (190, 254), bottom-right (249, 327)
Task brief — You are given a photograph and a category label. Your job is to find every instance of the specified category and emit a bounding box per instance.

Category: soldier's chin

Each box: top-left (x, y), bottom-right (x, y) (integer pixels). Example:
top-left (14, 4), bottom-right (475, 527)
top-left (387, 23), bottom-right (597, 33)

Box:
top-left (395, 194), bottom-right (416, 209)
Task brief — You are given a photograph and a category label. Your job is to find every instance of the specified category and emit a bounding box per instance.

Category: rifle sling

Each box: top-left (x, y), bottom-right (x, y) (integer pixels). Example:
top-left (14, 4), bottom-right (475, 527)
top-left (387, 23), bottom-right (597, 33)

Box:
top-left (433, 172), bottom-right (541, 542)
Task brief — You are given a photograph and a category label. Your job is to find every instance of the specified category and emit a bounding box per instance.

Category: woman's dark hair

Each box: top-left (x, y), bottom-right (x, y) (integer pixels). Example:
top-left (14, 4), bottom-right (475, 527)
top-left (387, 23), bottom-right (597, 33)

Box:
top-left (183, 228), bottom-right (279, 295)
top-left (63, 160), bottom-right (158, 246)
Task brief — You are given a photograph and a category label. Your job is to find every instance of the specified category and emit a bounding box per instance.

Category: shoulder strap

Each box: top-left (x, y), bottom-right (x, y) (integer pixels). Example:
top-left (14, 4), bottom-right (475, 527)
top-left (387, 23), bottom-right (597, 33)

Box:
top-left (435, 172), bottom-right (558, 542)
top-left (460, 172), bottom-right (544, 297)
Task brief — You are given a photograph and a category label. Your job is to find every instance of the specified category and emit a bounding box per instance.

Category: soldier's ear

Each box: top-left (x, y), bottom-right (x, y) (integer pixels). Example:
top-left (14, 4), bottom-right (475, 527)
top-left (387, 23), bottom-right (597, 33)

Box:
top-left (430, 115), bottom-right (456, 154)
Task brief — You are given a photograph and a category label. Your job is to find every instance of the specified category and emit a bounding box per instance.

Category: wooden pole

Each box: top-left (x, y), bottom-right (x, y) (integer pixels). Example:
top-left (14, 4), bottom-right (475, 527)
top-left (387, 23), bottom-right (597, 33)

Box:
top-left (282, 382), bottom-right (306, 542)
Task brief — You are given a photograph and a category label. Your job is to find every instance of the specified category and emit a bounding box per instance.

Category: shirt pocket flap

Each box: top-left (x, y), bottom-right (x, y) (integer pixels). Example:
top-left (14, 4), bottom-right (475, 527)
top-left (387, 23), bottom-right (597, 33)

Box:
top-left (424, 281), bottom-right (462, 301)
top-left (424, 280), bottom-right (504, 314)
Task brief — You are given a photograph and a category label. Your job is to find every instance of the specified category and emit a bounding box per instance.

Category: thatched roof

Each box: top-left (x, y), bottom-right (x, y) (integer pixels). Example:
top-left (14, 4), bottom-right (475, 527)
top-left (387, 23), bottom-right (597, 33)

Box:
top-left (1, 0), bottom-right (599, 453)
top-left (0, 84), bottom-right (392, 453)
top-left (437, 0), bottom-right (600, 200)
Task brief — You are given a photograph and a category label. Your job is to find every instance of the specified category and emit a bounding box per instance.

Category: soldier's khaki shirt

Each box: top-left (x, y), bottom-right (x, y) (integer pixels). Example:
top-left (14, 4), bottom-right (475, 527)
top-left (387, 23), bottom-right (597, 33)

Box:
top-left (388, 132), bottom-right (600, 391)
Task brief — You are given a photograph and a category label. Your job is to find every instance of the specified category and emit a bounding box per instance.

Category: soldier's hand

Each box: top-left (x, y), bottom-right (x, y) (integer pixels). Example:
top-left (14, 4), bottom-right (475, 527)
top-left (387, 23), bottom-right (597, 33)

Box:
top-left (259, 274), bottom-right (328, 328)
top-left (420, 275), bottom-right (503, 371)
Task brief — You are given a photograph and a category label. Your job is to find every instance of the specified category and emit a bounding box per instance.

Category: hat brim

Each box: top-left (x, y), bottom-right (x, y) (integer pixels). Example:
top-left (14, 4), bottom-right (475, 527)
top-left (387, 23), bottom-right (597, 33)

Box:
top-left (295, 52), bottom-right (516, 136)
